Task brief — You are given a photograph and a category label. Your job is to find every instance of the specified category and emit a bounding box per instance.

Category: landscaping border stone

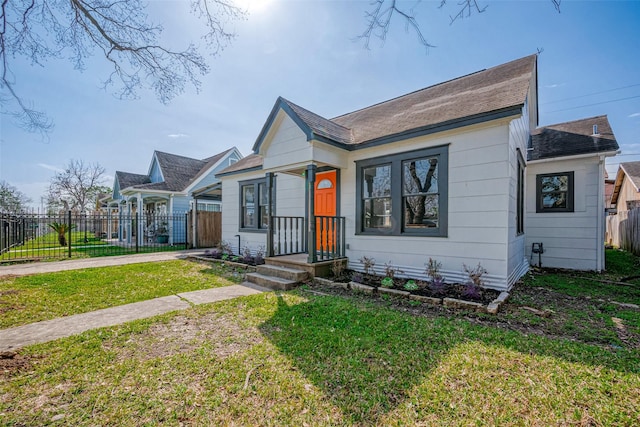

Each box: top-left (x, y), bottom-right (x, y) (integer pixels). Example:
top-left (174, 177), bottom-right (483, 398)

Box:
top-left (313, 277), bottom-right (510, 314)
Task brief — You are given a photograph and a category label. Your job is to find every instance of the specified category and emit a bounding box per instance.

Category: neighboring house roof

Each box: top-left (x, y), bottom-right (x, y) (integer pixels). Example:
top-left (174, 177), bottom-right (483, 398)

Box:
top-left (252, 55), bottom-right (537, 153)
top-left (529, 115), bottom-right (619, 161)
top-left (116, 171), bottom-right (150, 189)
top-left (120, 148), bottom-right (238, 194)
top-left (611, 161), bottom-right (640, 206)
top-left (217, 154), bottom-right (263, 176)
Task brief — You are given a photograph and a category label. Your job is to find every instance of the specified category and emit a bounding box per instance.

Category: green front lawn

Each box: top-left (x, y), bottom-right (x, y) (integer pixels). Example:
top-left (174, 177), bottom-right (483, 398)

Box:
top-left (0, 260), bottom-right (243, 328)
top-left (1, 292), bottom-right (638, 426)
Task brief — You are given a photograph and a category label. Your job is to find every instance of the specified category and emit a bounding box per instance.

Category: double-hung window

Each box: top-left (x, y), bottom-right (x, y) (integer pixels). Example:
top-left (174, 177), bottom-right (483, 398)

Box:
top-left (536, 171), bottom-right (574, 213)
top-left (239, 179), bottom-right (270, 231)
top-left (356, 145), bottom-right (448, 237)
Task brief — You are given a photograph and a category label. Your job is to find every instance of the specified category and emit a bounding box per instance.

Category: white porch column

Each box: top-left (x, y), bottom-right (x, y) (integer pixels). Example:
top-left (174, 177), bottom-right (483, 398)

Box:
top-left (107, 208), bottom-right (112, 240)
top-left (137, 193), bottom-right (144, 246)
top-left (126, 201), bottom-right (132, 244)
top-left (168, 195), bottom-right (174, 245)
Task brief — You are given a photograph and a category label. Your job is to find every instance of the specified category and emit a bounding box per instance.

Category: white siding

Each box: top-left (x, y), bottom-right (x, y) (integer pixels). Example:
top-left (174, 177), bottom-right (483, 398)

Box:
top-left (220, 171), bottom-right (305, 254)
top-left (261, 113), bottom-right (313, 170)
top-left (525, 157), bottom-right (602, 270)
top-left (506, 104), bottom-right (530, 287)
top-left (343, 120), bottom-right (516, 290)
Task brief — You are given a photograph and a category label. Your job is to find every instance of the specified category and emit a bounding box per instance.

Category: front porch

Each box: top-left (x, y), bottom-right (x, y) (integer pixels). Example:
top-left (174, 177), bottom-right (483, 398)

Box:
top-left (262, 164), bottom-right (347, 274)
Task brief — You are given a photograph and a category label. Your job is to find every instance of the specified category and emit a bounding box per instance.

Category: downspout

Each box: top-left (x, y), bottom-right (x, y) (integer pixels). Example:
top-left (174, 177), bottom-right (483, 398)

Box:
top-left (597, 155), bottom-right (605, 271)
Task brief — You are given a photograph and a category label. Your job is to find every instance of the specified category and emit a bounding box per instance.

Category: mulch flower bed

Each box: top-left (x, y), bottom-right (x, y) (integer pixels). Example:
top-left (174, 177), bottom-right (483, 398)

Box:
top-left (332, 270), bottom-right (501, 306)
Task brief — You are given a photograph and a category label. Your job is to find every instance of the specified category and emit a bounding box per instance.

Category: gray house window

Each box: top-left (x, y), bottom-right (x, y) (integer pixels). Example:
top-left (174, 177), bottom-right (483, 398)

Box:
top-left (356, 145), bottom-right (448, 237)
top-left (536, 171), bottom-right (574, 213)
top-left (239, 178), bottom-right (271, 232)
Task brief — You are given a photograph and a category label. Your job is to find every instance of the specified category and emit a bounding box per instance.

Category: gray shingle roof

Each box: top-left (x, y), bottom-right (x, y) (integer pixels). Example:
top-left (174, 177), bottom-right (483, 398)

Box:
top-left (282, 99), bottom-right (353, 144)
top-left (119, 148), bottom-right (236, 193)
top-left (115, 171), bottom-right (150, 189)
top-left (620, 161), bottom-right (640, 191)
top-left (217, 154), bottom-right (263, 176)
top-left (529, 115), bottom-right (619, 161)
top-left (333, 54), bottom-right (537, 145)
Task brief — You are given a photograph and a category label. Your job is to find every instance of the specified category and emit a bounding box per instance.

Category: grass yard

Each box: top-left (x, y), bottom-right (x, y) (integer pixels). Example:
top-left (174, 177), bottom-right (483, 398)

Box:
top-left (0, 292), bottom-right (638, 426)
top-left (0, 250), bottom-right (638, 425)
top-left (0, 260), bottom-right (243, 328)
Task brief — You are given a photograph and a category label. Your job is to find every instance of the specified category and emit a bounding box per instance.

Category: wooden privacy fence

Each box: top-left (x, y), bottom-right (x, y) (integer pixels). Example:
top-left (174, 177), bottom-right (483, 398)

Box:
top-left (188, 211), bottom-right (221, 248)
top-left (606, 208), bottom-right (640, 256)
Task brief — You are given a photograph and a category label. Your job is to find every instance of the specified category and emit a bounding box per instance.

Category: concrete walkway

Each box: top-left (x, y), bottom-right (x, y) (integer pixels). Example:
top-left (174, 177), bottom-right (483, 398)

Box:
top-left (0, 284), bottom-right (267, 352)
top-left (0, 249), bottom-right (209, 278)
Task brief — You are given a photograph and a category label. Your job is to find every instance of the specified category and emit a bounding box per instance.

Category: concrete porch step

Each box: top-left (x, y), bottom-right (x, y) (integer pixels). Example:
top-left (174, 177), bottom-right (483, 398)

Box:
top-left (256, 264), bottom-right (308, 282)
top-left (245, 272), bottom-right (298, 291)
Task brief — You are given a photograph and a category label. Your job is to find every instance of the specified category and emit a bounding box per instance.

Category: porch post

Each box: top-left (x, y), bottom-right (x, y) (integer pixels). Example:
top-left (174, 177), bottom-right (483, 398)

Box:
top-left (306, 164), bottom-right (317, 263)
top-left (126, 201), bottom-right (132, 244)
top-left (168, 195), bottom-right (174, 245)
top-left (137, 194), bottom-right (143, 247)
top-left (265, 172), bottom-right (274, 257)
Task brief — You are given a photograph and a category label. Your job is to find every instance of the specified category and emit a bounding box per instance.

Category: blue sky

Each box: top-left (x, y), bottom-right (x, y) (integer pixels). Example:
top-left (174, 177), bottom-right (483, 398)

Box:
top-left (1, 0), bottom-right (639, 207)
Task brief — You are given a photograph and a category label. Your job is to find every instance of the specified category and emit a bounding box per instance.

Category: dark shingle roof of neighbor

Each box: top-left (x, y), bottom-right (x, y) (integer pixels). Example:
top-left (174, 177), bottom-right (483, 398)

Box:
top-left (120, 148), bottom-right (235, 193)
top-left (529, 115), bottom-right (619, 161)
top-left (115, 171), bottom-right (150, 189)
top-left (620, 161), bottom-right (640, 191)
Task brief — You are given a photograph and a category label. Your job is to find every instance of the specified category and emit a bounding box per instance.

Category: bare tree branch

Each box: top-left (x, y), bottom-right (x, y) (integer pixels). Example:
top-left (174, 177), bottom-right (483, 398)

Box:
top-left (47, 159), bottom-right (106, 212)
top-left (0, 0), bottom-right (245, 133)
top-left (360, 0), bottom-right (561, 50)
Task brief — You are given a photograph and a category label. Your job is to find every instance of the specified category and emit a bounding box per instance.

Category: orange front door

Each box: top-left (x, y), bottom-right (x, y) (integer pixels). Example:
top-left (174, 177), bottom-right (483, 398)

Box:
top-left (314, 170), bottom-right (337, 251)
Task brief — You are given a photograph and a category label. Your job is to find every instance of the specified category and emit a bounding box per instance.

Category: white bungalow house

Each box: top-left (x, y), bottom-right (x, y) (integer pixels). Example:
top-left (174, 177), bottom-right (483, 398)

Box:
top-left (105, 147), bottom-right (242, 245)
top-left (217, 55), bottom-right (619, 291)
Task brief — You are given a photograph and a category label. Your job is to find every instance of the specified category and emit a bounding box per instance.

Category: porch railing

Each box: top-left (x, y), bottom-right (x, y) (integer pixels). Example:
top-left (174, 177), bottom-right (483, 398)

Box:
top-left (314, 216), bottom-right (346, 262)
top-left (267, 215), bottom-right (346, 262)
top-left (269, 216), bottom-right (306, 256)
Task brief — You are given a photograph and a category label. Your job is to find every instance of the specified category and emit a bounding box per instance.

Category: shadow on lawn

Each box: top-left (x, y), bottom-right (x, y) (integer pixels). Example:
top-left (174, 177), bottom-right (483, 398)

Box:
top-left (259, 293), bottom-right (638, 424)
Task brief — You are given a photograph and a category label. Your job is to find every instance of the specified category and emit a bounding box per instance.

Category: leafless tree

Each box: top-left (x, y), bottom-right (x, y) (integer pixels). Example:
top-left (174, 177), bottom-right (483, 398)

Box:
top-left (0, 180), bottom-right (32, 212)
top-left (47, 159), bottom-right (107, 212)
top-left (360, 0), bottom-right (561, 50)
top-left (0, 0), bottom-right (245, 133)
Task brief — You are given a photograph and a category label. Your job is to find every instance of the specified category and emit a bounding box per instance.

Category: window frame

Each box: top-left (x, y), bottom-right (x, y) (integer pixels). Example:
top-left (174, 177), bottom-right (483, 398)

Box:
top-left (238, 177), bottom-right (273, 232)
top-left (536, 171), bottom-right (574, 213)
top-left (355, 145), bottom-right (448, 237)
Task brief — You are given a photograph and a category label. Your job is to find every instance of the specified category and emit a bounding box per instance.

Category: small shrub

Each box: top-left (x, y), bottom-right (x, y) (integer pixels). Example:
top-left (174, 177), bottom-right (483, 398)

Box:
top-left (352, 272), bottom-right (364, 284)
top-left (221, 254), bottom-right (229, 261)
top-left (331, 258), bottom-right (346, 279)
top-left (360, 256), bottom-right (376, 276)
top-left (231, 256), bottom-right (240, 262)
top-left (254, 246), bottom-right (265, 265)
top-left (430, 276), bottom-right (446, 295)
top-left (404, 280), bottom-right (419, 291)
top-left (204, 248), bottom-right (222, 259)
top-left (242, 246), bottom-right (254, 265)
top-left (462, 281), bottom-right (482, 300)
top-left (381, 277), bottom-right (394, 288)
top-left (462, 262), bottom-right (487, 300)
top-left (384, 261), bottom-right (404, 279)
top-left (425, 257), bottom-right (443, 280)
top-left (219, 240), bottom-right (233, 255)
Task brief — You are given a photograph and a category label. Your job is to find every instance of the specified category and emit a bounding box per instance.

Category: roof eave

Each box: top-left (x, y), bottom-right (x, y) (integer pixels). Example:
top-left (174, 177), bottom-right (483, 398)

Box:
top-left (528, 149), bottom-right (619, 165)
top-left (217, 165), bottom-right (264, 178)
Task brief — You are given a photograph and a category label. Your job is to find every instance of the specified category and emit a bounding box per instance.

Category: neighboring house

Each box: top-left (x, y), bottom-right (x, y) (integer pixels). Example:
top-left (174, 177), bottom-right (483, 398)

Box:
top-left (217, 55), bottom-right (619, 291)
top-left (610, 161), bottom-right (640, 212)
top-left (105, 147), bottom-right (242, 244)
top-left (607, 161), bottom-right (640, 249)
